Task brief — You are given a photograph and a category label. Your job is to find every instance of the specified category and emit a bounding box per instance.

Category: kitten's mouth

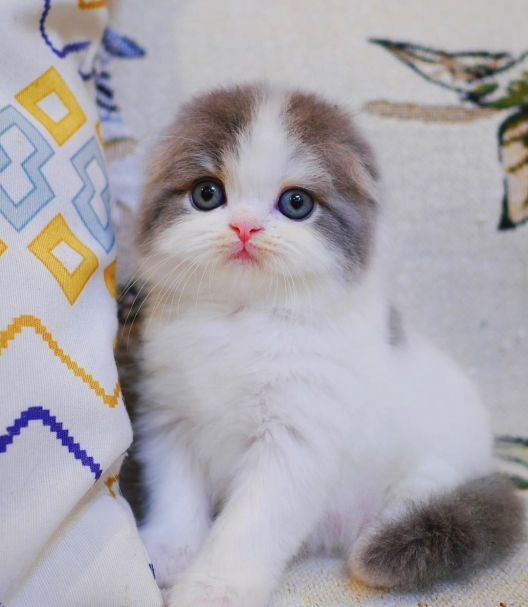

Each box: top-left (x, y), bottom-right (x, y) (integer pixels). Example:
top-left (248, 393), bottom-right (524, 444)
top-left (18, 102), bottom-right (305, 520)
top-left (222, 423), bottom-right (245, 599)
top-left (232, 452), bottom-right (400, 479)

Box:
top-left (229, 245), bottom-right (258, 264)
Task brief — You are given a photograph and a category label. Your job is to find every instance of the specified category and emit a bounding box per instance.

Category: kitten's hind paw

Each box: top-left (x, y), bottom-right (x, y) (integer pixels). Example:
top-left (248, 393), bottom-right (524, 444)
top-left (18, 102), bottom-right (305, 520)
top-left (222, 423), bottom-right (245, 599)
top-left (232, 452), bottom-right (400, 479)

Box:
top-left (347, 474), bottom-right (524, 590)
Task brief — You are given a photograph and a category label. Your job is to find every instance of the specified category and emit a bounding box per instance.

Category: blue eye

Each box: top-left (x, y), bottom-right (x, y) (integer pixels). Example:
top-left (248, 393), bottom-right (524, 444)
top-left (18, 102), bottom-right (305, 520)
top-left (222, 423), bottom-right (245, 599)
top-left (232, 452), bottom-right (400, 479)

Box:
top-left (277, 189), bottom-right (314, 220)
top-left (191, 180), bottom-right (226, 211)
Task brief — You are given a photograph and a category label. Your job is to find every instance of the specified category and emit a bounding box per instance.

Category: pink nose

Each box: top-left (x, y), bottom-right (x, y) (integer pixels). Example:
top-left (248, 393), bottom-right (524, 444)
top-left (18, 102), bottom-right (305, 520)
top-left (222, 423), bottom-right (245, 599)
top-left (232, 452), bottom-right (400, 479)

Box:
top-left (230, 222), bottom-right (263, 244)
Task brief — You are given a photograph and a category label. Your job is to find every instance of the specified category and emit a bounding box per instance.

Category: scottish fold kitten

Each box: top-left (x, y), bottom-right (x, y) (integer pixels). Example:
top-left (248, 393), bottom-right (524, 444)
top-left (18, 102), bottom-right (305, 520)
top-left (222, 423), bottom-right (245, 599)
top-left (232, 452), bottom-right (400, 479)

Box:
top-left (133, 84), bottom-right (523, 607)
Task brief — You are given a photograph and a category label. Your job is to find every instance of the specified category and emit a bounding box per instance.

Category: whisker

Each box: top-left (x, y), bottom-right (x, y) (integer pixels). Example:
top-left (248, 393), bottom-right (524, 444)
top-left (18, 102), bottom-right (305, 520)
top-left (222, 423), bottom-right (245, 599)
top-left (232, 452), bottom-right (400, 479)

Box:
top-left (145, 261), bottom-right (181, 335)
top-left (119, 255), bottom-right (171, 301)
top-left (176, 259), bottom-right (203, 315)
top-left (125, 278), bottom-right (160, 348)
top-left (194, 258), bottom-right (214, 308)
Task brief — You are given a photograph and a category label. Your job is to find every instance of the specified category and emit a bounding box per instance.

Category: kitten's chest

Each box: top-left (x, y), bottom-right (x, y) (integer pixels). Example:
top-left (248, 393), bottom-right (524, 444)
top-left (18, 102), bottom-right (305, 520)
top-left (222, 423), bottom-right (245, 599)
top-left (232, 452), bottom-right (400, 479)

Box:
top-left (142, 304), bottom-right (387, 497)
top-left (148, 308), bottom-right (324, 406)
top-left (144, 308), bottom-right (331, 491)
top-left (144, 307), bottom-right (342, 468)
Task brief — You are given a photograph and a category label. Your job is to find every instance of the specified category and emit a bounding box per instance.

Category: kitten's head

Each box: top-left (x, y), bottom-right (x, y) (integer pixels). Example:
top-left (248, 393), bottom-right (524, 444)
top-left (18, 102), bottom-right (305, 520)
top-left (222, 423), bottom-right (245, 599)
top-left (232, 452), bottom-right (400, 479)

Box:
top-left (138, 84), bottom-right (379, 304)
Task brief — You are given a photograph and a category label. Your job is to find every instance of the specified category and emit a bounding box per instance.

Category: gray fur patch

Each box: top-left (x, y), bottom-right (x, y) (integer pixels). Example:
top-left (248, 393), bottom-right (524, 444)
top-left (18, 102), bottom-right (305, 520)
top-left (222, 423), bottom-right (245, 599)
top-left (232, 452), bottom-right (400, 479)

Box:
top-left (356, 474), bottom-right (525, 590)
top-left (388, 305), bottom-right (405, 346)
top-left (285, 90), bottom-right (378, 271)
top-left (314, 200), bottom-right (375, 270)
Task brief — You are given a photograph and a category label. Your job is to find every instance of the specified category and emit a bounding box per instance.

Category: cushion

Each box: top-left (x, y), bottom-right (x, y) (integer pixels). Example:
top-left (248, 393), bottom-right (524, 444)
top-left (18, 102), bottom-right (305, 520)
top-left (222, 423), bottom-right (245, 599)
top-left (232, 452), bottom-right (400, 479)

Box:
top-left (0, 2), bottom-right (161, 605)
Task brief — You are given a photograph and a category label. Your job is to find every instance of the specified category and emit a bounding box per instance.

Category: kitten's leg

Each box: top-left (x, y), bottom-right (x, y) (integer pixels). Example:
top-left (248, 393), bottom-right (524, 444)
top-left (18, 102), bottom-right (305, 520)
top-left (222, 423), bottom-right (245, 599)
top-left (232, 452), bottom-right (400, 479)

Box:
top-left (348, 460), bottom-right (524, 590)
top-left (166, 424), bottom-right (339, 607)
top-left (139, 432), bottom-right (211, 588)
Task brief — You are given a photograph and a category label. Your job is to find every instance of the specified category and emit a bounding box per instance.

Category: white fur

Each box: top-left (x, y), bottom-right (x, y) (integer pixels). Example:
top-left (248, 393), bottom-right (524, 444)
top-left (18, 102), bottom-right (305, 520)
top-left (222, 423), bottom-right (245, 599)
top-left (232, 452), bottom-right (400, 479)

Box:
top-left (136, 91), bottom-right (494, 607)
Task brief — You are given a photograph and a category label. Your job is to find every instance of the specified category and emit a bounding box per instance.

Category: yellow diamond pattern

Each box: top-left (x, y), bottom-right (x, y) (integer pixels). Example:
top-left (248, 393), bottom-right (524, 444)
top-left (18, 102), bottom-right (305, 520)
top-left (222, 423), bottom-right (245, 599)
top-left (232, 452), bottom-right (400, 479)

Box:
top-left (28, 214), bottom-right (99, 305)
top-left (0, 240), bottom-right (7, 257)
top-left (15, 67), bottom-right (87, 146)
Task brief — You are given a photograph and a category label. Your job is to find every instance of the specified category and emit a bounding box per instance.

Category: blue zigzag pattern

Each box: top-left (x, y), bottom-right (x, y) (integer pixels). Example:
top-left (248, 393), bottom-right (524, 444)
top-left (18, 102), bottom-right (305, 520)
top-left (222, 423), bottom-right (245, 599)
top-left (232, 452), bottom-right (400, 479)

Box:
top-left (0, 406), bottom-right (102, 480)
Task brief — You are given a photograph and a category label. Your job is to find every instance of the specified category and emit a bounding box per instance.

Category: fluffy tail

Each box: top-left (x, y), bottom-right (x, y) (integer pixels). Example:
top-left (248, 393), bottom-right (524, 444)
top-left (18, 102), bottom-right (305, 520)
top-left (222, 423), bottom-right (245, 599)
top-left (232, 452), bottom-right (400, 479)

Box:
top-left (351, 474), bottom-right (525, 590)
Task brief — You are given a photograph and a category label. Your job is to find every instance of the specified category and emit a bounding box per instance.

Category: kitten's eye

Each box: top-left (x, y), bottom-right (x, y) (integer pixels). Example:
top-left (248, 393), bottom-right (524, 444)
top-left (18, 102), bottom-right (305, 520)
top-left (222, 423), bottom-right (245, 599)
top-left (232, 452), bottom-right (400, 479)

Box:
top-left (191, 180), bottom-right (226, 211)
top-left (277, 189), bottom-right (314, 220)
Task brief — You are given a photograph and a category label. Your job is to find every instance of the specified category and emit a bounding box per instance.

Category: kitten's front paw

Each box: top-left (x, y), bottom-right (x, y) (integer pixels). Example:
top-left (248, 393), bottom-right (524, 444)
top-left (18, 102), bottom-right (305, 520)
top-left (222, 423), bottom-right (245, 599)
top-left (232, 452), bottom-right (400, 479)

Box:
top-left (146, 541), bottom-right (195, 589)
top-left (166, 574), bottom-right (269, 607)
top-left (141, 528), bottom-right (197, 588)
top-left (166, 579), bottom-right (240, 607)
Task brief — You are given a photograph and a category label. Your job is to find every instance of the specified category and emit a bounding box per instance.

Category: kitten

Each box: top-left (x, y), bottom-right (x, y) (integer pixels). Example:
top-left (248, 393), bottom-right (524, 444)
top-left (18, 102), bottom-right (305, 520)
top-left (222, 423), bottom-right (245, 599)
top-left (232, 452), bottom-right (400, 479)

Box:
top-left (132, 84), bottom-right (523, 607)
